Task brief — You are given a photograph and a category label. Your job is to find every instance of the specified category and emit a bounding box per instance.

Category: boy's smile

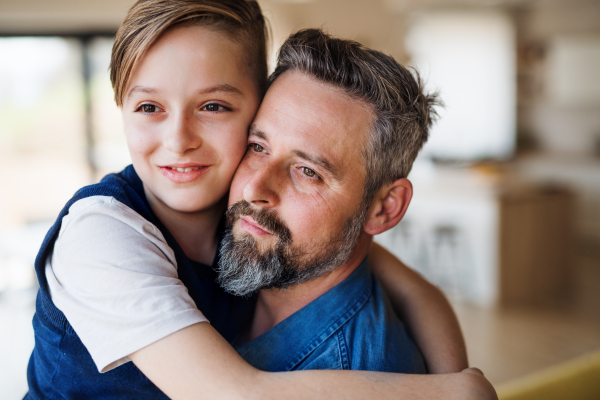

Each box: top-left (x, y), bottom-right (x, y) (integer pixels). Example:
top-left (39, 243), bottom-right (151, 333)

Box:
top-left (121, 25), bottom-right (260, 217)
top-left (159, 163), bottom-right (210, 184)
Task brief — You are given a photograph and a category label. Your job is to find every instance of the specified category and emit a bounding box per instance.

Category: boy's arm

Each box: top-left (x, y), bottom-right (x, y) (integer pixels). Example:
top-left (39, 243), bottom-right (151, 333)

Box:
top-left (369, 242), bottom-right (468, 373)
top-left (130, 321), bottom-right (496, 400)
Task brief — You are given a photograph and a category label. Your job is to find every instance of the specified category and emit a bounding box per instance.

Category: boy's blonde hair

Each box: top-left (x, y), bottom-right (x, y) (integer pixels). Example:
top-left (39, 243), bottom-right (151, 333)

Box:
top-left (110, 0), bottom-right (268, 107)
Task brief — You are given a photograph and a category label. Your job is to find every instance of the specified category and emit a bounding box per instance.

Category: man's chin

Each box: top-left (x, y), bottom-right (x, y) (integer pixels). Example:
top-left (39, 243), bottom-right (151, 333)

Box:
top-left (232, 230), bottom-right (278, 255)
top-left (217, 229), bottom-right (284, 296)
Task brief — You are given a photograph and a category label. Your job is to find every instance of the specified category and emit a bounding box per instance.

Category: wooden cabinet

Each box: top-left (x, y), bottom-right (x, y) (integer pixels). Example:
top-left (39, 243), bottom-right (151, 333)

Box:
top-left (376, 165), bottom-right (575, 307)
top-left (499, 186), bottom-right (574, 307)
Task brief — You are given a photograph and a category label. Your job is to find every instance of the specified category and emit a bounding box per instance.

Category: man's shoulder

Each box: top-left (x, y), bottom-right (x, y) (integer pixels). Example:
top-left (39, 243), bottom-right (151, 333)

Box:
top-left (295, 271), bottom-right (427, 373)
top-left (342, 275), bottom-right (427, 372)
top-left (236, 260), bottom-right (427, 373)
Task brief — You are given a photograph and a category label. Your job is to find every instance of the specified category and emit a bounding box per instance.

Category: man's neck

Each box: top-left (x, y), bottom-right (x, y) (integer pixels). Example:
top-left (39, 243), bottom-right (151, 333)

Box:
top-left (247, 234), bottom-right (373, 341)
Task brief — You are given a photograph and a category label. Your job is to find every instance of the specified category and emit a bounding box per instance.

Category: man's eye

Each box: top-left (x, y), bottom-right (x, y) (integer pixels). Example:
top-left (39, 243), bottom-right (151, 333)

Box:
top-left (301, 167), bottom-right (318, 178)
top-left (203, 103), bottom-right (229, 112)
top-left (250, 143), bottom-right (265, 152)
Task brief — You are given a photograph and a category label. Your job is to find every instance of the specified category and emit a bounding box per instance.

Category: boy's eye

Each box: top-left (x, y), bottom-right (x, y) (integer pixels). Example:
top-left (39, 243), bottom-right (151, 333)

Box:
top-left (203, 103), bottom-right (229, 112)
top-left (301, 167), bottom-right (318, 179)
top-left (138, 104), bottom-right (159, 113)
top-left (250, 143), bottom-right (265, 153)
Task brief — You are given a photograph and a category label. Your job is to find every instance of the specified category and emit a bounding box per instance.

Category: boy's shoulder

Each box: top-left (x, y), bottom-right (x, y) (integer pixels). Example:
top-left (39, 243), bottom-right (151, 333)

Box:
top-left (70, 165), bottom-right (141, 206)
top-left (59, 165), bottom-right (153, 224)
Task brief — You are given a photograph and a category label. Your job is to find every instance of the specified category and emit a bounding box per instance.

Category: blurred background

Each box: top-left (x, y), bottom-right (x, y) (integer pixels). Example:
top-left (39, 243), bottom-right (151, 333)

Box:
top-left (0, 0), bottom-right (599, 398)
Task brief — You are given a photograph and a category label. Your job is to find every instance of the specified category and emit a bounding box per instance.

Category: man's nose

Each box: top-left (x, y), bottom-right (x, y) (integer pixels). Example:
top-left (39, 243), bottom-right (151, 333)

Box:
top-left (163, 110), bottom-right (202, 155)
top-left (242, 160), bottom-right (281, 208)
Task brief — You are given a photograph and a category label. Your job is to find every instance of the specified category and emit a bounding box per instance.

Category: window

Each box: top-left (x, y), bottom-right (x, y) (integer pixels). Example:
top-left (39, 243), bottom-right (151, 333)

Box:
top-left (0, 34), bottom-right (127, 292)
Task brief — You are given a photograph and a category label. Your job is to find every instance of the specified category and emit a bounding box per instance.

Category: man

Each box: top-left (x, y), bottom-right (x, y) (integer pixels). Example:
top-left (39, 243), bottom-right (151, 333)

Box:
top-left (136, 28), bottom-right (494, 399)
top-left (216, 28), bottom-right (439, 373)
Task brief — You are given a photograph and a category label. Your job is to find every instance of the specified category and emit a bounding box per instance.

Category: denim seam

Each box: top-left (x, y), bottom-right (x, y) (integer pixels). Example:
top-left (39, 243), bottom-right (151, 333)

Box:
top-left (337, 329), bottom-right (350, 370)
top-left (282, 285), bottom-right (372, 371)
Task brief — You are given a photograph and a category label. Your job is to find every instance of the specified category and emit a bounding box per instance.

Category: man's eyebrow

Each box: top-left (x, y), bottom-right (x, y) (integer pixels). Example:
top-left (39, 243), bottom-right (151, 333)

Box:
top-left (127, 84), bottom-right (244, 99)
top-left (249, 125), bottom-right (340, 180)
top-left (248, 125), bottom-right (267, 140)
top-left (292, 150), bottom-right (341, 181)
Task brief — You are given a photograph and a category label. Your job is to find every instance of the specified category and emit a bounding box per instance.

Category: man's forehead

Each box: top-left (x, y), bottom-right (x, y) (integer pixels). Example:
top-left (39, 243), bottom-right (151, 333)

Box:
top-left (255, 72), bottom-right (372, 143)
top-left (251, 71), bottom-right (372, 178)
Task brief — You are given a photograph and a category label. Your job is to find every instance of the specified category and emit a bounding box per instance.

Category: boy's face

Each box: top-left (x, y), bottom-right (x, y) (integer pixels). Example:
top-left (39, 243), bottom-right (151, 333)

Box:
top-left (122, 25), bottom-right (260, 215)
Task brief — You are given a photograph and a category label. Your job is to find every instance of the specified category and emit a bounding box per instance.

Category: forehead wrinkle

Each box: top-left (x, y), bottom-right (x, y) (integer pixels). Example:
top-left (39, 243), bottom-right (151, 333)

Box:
top-left (289, 77), bottom-right (375, 129)
top-left (273, 91), bottom-right (341, 138)
top-left (288, 89), bottom-right (339, 121)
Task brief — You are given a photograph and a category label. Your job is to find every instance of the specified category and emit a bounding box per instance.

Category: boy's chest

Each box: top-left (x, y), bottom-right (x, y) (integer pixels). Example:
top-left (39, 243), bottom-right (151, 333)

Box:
top-left (176, 256), bottom-right (256, 343)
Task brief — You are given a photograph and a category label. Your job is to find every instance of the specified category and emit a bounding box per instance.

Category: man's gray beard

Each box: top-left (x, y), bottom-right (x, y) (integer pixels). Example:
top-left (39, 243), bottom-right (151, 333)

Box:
top-left (217, 200), bottom-right (367, 297)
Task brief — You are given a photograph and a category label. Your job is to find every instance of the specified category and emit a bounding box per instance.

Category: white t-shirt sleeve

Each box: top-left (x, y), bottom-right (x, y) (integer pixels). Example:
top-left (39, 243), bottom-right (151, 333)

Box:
top-left (45, 196), bottom-right (208, 373)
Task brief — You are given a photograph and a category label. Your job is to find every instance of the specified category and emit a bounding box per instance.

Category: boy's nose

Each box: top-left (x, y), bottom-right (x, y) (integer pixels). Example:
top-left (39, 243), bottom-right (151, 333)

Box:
top-left (163, 111), bottom-right (202, 155)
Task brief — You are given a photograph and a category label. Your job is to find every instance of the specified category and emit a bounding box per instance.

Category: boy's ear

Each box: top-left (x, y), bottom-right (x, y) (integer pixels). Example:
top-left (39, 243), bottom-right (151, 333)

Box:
top-left (363, 178), bottom-right (413, 236)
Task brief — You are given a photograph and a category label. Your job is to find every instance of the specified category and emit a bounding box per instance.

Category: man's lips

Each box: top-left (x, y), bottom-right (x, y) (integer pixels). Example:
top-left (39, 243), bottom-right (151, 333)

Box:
top-left (159, 163), bottom-right (210, 183)
top-left (240, 216), bottom-right (273, 236)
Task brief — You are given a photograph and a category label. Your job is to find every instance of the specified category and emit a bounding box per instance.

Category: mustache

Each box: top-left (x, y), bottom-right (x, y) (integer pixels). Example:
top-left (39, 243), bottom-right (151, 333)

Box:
top-left (226, 200), bottom-right (292, 244)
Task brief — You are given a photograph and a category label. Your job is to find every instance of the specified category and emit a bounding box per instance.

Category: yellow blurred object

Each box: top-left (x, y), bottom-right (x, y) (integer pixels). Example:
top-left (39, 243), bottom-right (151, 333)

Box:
top-left (497, 348), bottom-right (600, 400)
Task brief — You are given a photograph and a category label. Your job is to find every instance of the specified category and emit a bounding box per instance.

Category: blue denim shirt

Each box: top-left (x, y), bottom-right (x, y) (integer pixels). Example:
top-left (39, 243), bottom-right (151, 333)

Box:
top-left (235, 258), bottom-right (427, 373)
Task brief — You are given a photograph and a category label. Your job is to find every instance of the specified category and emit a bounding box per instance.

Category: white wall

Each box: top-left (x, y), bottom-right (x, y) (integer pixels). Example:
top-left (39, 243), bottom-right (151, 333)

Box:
top-left (406, 11), bottom-right (516, 160)
top-left (517, 0), bottom-right (600, 156)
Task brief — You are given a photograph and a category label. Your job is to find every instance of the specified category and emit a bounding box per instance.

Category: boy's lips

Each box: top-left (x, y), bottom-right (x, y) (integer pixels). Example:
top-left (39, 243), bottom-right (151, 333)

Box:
top-left (159, 163), bottom-right (210, 183)
top-left (240, 216), bottom-right (273, 236)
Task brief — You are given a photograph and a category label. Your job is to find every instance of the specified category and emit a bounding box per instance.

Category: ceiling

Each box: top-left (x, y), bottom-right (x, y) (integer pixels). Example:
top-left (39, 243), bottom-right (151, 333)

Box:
top-left (0, 0), bottom-right (590, 35)
top-left (0, 0), bottom-right (137, 34)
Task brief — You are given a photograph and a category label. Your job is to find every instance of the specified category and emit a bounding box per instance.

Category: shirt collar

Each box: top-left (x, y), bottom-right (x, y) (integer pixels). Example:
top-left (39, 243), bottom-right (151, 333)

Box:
top-left (235, 257), bottom-right (372, 371)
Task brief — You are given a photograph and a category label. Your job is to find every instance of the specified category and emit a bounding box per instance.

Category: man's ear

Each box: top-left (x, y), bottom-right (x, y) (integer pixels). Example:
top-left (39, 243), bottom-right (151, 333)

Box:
top-left (363, 178), bottom-right (412, 236)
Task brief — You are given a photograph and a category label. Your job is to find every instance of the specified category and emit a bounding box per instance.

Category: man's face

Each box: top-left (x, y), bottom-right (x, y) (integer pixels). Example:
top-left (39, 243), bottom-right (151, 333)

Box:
top-left (218, 71), bottom-right (374, 296)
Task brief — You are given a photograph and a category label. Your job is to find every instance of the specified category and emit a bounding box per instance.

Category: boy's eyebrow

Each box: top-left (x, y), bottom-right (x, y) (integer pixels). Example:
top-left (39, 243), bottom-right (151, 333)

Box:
top-left (249, 125), bottom-right (340, 181)
top-left (127, 84), bottom-right (244, 99)
top-left (197, 84), bottom-right (244, 97)
top-left (127, 86), bottom-right (158, 99)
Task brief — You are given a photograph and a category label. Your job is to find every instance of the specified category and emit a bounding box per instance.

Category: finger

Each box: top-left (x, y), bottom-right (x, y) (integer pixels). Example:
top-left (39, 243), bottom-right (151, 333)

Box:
top-left (461, 367), bottom-right (484, 376)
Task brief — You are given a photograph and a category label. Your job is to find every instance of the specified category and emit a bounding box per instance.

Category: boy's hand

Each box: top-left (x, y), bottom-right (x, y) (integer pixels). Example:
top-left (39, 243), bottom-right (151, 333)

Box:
top-left (461, 368), bottom-right (498, 400)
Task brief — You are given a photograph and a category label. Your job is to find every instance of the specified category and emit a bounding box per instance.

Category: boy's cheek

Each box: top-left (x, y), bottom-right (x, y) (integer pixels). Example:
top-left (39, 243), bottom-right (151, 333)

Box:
top-left (124, 125), bottom-right (158, 153)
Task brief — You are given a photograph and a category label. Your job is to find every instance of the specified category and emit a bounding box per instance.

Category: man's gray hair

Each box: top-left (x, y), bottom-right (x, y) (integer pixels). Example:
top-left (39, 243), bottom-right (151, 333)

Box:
top-left (269, 28), bottom-right (440, 204)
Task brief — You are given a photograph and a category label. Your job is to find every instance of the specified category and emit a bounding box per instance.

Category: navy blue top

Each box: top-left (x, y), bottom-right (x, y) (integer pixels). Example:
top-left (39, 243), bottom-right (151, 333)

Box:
top-left (25, 166), bottom-right (254, 399)
top-left (236, 258), bottom-right (426, 373)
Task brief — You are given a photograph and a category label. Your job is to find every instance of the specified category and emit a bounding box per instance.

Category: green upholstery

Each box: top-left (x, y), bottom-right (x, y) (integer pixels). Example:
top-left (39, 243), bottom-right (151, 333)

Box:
top-left (497, 348), bottom-right (600, 400)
